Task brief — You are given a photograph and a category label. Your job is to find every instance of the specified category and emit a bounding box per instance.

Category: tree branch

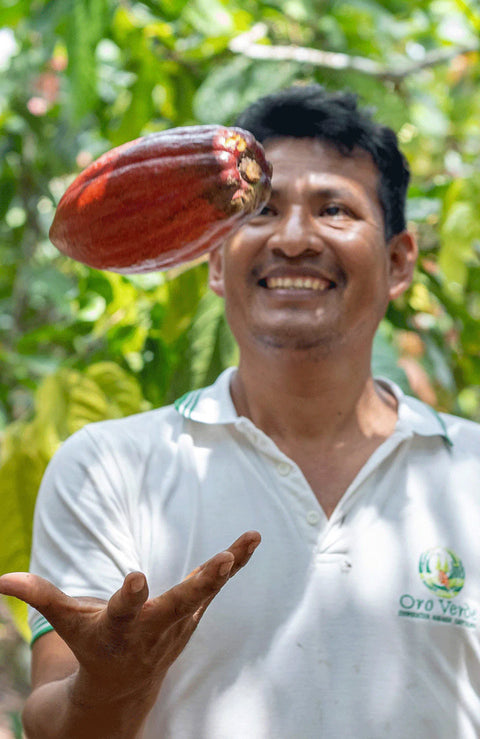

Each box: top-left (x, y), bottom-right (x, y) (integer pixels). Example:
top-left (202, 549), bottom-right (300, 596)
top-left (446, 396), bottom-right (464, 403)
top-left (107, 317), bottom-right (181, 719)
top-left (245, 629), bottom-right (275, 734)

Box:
top-left (228, 23), bottom-right (480, 81)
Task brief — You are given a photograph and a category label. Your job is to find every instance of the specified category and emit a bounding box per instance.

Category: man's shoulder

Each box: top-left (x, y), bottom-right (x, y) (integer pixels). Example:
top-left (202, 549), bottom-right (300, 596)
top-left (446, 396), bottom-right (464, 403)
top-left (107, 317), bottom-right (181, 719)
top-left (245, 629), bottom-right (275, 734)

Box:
top-left (58, 367), bottom-right (238, 460)
top-left (437, 409), bottom-right (480, 448)
top-left (383, 378), bottom-right (480, 455)
top-left (405, 391), bottom-right (480, 453)
top-left (48, 403), bottom-right (183, 475)
top-left (67, 402), bottom-right (181, 447)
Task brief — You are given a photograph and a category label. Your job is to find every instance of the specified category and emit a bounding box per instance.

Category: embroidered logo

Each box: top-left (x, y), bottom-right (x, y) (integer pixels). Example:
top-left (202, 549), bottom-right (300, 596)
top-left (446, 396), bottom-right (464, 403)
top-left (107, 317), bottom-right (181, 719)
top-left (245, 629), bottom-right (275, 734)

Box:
top-left (397, 547), bottom-right (477, 629)
top-left (419, 547), bottom-right (465, 599)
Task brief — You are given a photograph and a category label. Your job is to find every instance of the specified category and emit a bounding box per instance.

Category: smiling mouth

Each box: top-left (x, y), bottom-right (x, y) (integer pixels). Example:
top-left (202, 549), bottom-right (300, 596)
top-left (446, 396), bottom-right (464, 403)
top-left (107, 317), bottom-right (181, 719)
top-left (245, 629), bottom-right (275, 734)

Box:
top-left (259, 276), bottom-right (335, 291)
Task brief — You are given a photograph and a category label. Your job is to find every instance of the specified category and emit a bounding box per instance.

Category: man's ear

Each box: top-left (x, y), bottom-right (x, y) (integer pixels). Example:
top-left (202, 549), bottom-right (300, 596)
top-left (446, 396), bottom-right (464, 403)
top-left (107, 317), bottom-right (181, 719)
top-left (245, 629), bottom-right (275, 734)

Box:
top-left (387, 230), bottom-right (418, 300)
top-left (208, 246), bottom-right (225, 297)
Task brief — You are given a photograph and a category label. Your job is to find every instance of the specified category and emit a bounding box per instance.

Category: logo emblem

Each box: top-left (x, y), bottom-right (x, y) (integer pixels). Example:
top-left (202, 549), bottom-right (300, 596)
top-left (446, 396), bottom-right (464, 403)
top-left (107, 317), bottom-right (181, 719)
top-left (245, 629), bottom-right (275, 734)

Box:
top-left (419, 547), bottom-right (465, 599)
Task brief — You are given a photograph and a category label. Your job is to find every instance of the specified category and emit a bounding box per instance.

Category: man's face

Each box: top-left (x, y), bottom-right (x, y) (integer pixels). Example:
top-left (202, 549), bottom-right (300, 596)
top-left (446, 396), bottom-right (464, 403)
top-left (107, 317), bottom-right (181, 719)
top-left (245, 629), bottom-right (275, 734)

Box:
top-left (209, 137), bottom-right (415, 357)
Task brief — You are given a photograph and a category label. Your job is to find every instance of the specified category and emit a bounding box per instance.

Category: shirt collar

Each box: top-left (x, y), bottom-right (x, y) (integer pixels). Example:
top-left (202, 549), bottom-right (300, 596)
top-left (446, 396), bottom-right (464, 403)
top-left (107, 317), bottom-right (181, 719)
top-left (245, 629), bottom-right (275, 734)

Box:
top-left (174, 369), bottom-right (453, 447)
top-left (174, 367), bottom-right (239, 424)
top-left (376, 377), bottom-right (453, 447)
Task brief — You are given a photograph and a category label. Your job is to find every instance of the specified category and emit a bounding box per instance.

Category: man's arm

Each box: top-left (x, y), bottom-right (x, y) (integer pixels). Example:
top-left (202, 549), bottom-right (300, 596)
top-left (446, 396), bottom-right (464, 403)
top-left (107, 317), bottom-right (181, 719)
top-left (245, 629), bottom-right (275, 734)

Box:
top-left (0, 531), bottom-right (261, 739)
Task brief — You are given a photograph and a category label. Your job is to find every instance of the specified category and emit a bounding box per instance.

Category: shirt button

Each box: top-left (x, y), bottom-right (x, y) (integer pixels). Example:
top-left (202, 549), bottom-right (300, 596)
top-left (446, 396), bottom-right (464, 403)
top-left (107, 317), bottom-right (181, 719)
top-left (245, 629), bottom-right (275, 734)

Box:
top-left (306, 510), bottom-right (320, 525)
top-left (277, 461), bottom-right (292, 476)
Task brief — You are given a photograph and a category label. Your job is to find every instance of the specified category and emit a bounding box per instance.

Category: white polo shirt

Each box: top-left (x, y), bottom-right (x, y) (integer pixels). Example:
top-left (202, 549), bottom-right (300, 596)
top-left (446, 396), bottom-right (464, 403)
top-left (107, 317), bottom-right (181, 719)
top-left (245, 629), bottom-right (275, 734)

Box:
top-left (29, 367), bottom-right (480, 738)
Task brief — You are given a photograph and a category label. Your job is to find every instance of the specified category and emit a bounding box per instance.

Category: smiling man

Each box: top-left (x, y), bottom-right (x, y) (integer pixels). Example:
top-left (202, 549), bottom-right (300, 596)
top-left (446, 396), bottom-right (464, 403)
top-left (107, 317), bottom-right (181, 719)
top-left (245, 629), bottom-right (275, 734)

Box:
top-left (209, 100), bottom-right (416, 520)
top-left (211, 138), bottom-right (400, 354)
top-left (1, 84), bottom-right (480, 739)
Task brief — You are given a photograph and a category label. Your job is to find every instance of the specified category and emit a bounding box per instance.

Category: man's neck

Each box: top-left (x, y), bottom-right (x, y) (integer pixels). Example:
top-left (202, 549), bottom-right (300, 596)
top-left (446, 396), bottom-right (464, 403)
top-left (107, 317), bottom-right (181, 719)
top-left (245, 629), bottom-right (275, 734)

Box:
top-left (230, 347), bottom-right (398, 452)
top-left (230, 348), bottom-right (399, 518)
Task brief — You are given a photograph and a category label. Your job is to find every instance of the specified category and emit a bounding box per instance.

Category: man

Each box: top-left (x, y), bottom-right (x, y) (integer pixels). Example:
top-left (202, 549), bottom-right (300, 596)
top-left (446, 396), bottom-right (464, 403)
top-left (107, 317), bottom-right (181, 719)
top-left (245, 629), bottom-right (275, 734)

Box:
top-left (1, 84), bottom-right (480, 738)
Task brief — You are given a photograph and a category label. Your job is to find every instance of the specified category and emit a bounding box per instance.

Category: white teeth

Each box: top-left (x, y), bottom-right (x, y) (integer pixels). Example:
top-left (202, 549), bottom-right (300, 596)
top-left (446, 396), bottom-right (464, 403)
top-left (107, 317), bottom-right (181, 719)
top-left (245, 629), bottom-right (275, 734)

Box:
top-left (265, 276), bottom-right (331, 290)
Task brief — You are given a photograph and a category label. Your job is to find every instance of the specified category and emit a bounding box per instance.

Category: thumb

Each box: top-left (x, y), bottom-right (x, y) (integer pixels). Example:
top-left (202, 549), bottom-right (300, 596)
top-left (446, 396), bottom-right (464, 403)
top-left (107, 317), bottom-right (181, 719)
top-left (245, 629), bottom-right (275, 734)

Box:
top-left (0, 572), bottom-right (73, 628)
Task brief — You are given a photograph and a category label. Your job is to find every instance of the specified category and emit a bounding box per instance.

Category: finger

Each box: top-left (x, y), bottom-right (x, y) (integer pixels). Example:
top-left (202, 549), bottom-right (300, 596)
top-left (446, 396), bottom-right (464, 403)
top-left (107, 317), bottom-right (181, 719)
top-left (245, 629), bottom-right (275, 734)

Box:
top-left (195, 531), bottom-right (262, 617)
top-left (182, 531), bottom-right (261, 582)
top-left (0, 572), bottom-right (76, 629)
top-left (107, 571), bottom-right (149, 624)
top-left (152, 550), bottom-right (235, 625)
top-left (225, 530), bottom-right (262, 577)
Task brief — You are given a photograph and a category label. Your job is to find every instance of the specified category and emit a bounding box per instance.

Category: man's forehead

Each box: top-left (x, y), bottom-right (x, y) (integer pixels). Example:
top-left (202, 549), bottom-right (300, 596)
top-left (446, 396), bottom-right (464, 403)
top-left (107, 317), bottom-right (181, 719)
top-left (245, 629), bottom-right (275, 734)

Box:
top-left (263, 137), bottom-right (380, 195)
top-left (263, 136), bottom-right (376, 169)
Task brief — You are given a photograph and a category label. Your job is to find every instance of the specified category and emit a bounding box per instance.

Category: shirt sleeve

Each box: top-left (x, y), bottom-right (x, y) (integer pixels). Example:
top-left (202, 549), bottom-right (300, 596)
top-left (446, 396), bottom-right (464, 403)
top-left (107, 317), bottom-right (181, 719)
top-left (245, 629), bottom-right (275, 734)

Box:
top-left (28, 424), bottom-right (142, 643)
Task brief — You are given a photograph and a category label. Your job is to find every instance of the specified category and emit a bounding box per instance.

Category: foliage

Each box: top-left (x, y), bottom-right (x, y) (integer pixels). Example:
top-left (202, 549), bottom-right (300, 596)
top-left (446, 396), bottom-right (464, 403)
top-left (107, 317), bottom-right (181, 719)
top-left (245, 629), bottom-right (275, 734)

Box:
top-left (1, 0), bottom-right (480, 638)
top-left (0, 361), bottom-right (147, 636)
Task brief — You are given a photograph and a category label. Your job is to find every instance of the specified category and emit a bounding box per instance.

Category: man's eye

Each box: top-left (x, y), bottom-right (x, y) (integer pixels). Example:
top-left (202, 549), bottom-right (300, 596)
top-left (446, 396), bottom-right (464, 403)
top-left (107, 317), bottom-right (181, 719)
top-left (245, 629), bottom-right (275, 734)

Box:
top-left (258, 205), bottom-right (277, 216)
top-left (321, 204), bottom-right (347, 217)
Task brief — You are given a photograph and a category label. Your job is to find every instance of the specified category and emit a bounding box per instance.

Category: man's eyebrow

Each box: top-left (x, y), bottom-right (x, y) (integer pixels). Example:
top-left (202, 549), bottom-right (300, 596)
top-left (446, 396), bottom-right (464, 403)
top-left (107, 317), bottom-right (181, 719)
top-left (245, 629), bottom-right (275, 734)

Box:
top-left (313, 186), bottom-right (357, 200)
top-left (269, 185), bottom-right (358, 200)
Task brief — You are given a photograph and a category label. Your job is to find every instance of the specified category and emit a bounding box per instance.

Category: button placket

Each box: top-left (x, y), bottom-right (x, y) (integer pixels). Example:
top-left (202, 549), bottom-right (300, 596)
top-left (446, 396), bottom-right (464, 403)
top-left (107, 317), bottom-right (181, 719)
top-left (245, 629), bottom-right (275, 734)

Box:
top-left (236, 417), bottom-right (327, 537)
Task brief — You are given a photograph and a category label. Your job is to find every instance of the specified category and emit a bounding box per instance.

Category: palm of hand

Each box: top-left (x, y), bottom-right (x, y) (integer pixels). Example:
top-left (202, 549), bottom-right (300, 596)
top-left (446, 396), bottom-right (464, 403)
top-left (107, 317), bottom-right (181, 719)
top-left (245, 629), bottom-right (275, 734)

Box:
top-left (0, 531), bottom-right (261, 705)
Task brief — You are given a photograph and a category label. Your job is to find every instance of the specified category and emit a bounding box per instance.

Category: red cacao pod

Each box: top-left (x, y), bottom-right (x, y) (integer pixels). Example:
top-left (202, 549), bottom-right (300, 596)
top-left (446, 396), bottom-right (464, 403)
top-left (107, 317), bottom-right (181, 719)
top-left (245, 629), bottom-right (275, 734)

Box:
top-left (49, 125), bottom-right (272, 273)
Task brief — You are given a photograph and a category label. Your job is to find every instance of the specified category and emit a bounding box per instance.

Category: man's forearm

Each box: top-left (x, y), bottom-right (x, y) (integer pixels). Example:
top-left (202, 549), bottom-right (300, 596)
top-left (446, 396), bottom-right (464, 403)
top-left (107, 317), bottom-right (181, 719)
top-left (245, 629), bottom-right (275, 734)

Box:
top-left (23, 671), bottom-right (158, 739)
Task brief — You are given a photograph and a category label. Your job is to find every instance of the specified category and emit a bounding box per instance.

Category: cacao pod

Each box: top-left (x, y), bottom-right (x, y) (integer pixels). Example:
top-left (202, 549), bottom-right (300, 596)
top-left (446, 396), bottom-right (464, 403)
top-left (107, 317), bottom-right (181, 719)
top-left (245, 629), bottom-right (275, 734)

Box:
top-left (49, 125), bottom-right (272, 273)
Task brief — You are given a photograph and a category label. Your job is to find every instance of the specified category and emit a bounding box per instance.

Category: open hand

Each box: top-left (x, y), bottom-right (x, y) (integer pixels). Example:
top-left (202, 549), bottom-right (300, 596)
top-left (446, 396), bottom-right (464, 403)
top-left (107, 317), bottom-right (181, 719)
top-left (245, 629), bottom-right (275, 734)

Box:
top-left (0, 530), bottom-right (261, 708)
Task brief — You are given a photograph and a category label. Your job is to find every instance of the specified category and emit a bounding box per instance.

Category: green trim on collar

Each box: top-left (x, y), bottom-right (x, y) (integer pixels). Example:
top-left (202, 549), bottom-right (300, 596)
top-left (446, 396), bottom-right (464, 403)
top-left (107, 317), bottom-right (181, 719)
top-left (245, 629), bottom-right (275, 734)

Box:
top-left (174, 389), bottom-right (202, 419)
top-left (172, 369), bottom-right (239, 425)
top-left (429, 407), bottom-right (454, 447)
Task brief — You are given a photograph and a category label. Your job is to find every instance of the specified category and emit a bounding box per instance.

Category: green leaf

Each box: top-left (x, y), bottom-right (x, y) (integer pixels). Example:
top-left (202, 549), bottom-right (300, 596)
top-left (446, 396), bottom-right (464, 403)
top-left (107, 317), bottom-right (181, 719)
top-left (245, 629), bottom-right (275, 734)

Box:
top-left (85, 361), bottom-right (147, 418)
top-left (171, 289), bottom-right (238, 396)
top-left (139, 335), bottom-right (172, 407)
top-left (0, 419), bottom-right (57, 640)
top-left (372, 326), bottom-right (412, 393)
top-left (193, 56), bottom-right (302, 124)
top-left (140, 0), bottom-right (190, 20)
top-left (37, 364), bottom-right (145, 436)
top-left (0, 362), bottom-right (148, 637)
top-left (439, 180), bottom-right (480, 286)
top-left (2, 597), bottom-right (29, 642)
top-left (184, 0), bottom-right (235, 36)
top-left (65, 0), bottom-right (112, 119)
top-left (0, 0), bottom-right (30, 27)
top-left (0, 170), bottom-right (16, 219)
top-left (156, 264), bottom-right (209, 345)
top-left (34, 369), bottom-right (102, 439)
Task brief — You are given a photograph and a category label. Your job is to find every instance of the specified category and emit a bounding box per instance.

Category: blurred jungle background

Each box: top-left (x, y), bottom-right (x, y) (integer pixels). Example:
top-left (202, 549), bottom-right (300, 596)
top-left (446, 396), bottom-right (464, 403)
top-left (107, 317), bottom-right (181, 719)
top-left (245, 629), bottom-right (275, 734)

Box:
top-left (1, 0), bottom-right (480, 734)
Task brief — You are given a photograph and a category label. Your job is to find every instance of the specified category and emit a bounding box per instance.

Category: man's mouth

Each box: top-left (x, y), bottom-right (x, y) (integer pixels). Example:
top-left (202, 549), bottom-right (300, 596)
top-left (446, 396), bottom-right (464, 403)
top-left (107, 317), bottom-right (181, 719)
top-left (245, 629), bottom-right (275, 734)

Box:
top-left (259, 275), bottom-right (335, 291)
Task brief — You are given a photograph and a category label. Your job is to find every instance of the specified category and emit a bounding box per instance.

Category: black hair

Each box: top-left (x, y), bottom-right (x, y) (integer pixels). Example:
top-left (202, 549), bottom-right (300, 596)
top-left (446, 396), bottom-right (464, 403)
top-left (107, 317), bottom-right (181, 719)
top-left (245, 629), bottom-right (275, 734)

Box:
top-left (235, 84), bottom-right (410, 241)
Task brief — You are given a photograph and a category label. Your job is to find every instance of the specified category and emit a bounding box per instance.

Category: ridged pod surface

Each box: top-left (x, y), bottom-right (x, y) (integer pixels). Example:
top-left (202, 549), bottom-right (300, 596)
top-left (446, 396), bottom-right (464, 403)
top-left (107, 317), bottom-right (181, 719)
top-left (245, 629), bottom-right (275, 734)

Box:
top-left (49, 125), bottom-right (272, 273)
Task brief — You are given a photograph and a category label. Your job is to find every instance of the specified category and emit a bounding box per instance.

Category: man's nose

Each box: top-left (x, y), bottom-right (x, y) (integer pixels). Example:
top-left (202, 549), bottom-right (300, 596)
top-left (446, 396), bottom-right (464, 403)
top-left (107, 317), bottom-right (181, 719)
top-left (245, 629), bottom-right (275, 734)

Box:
top-left (266, 207), bottom-right (321, 258)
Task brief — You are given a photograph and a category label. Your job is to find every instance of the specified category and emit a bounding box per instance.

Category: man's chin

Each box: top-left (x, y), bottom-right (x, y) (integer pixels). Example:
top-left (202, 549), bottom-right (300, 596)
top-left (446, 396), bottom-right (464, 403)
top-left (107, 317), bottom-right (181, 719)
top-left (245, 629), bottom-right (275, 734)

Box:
top-left (252, 328), bottom-right (340, 354)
